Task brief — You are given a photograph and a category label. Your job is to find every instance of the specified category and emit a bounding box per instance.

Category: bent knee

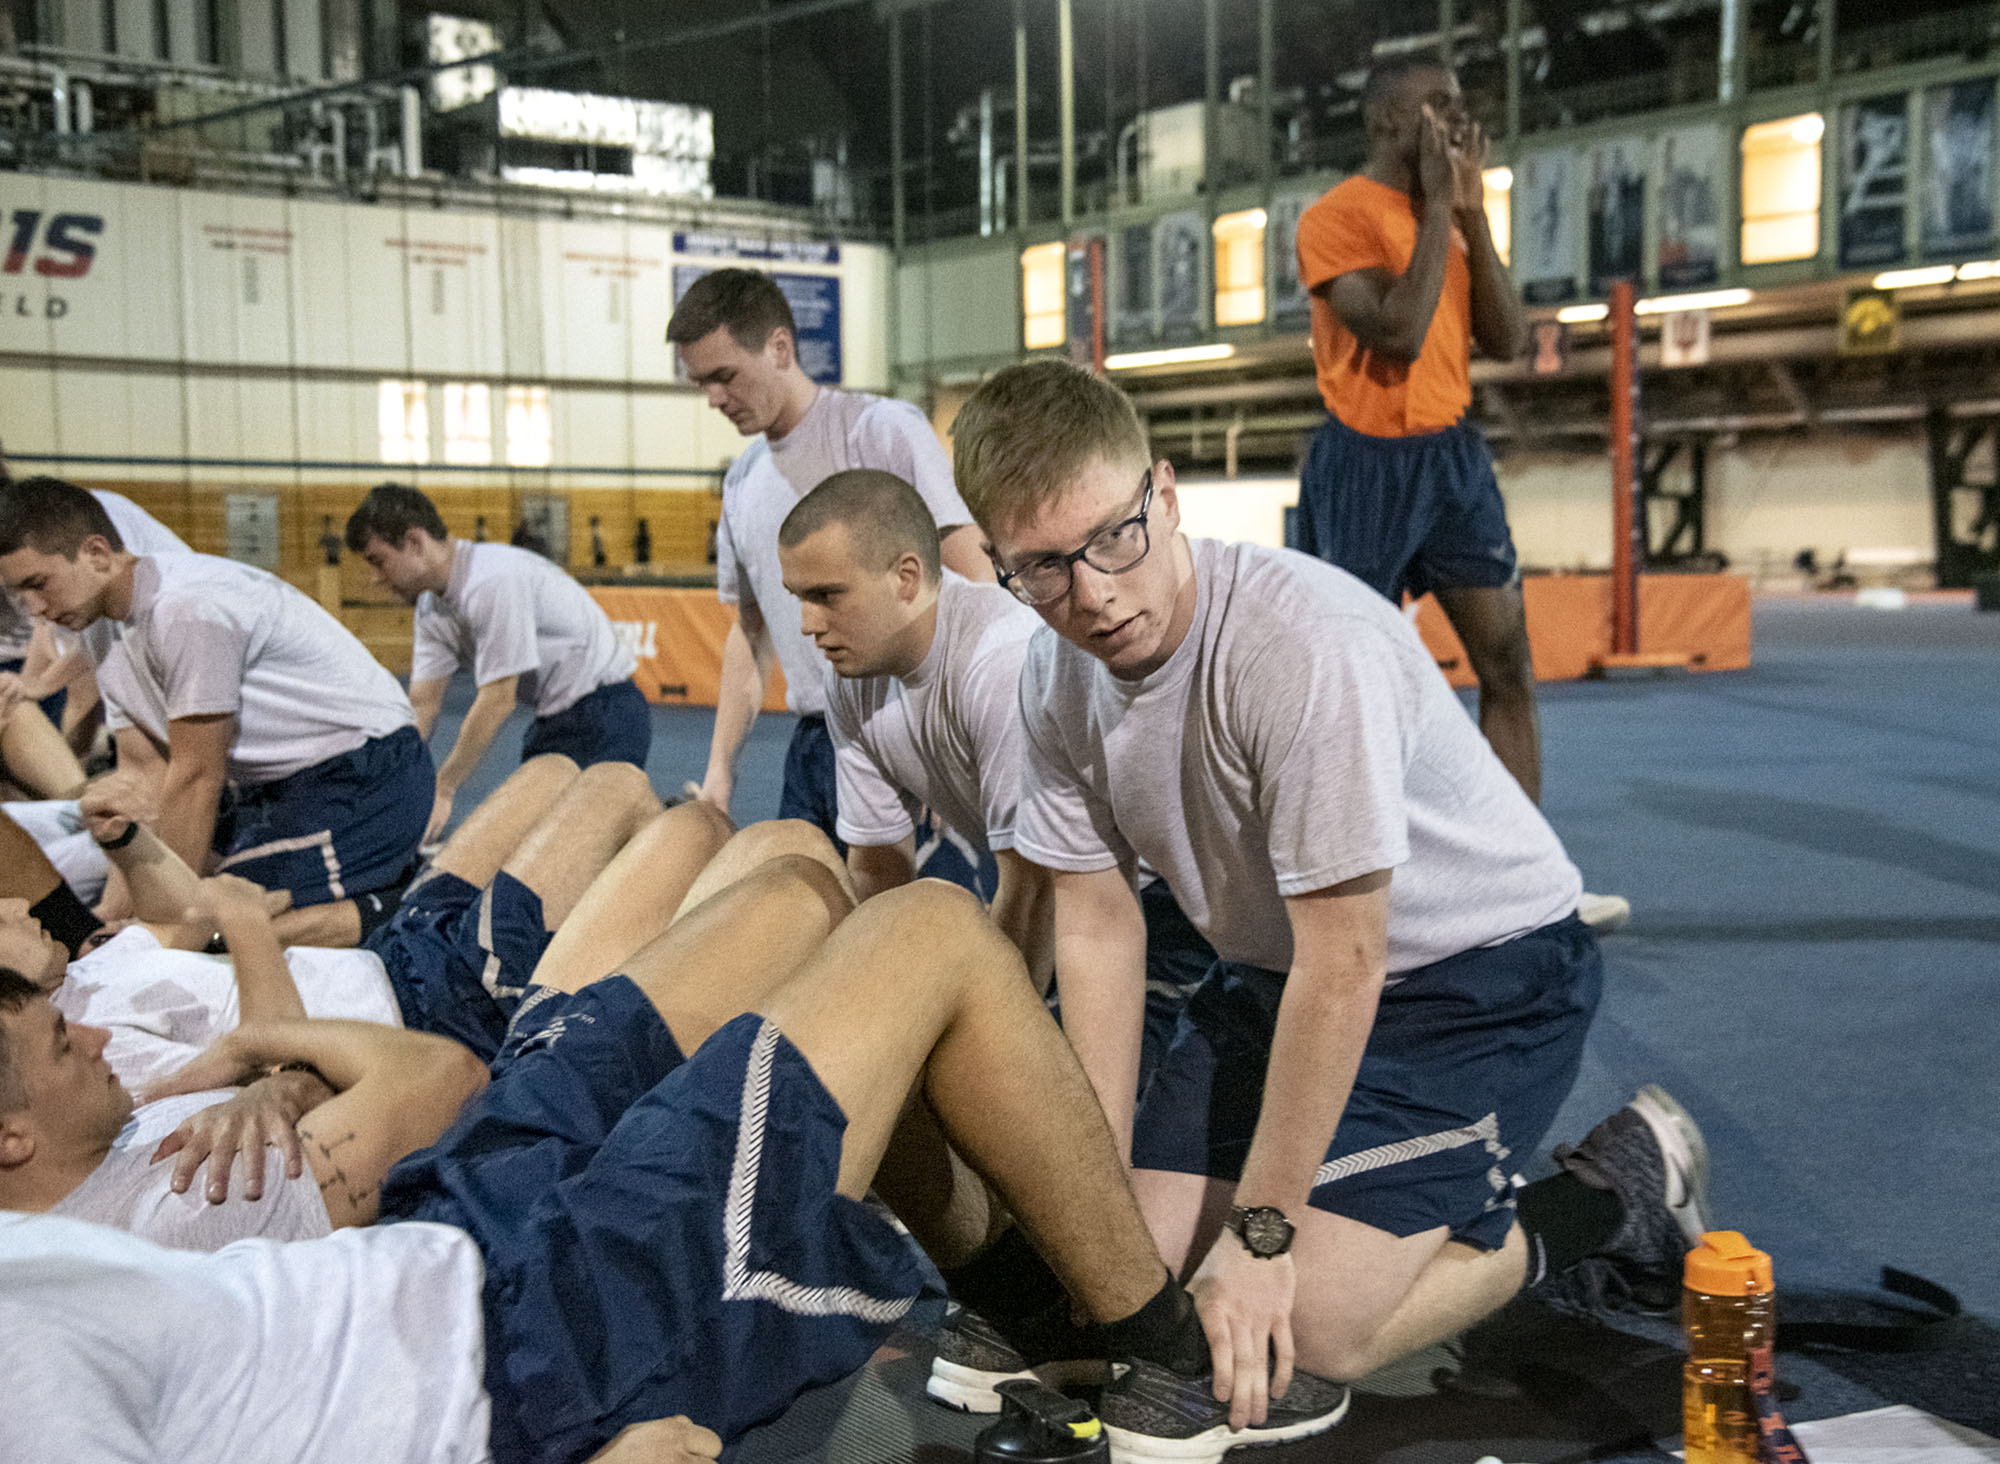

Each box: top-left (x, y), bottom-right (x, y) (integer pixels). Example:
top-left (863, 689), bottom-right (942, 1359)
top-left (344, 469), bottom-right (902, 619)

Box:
top-left (520, 752), bottom-right (581, 780)
top-left (750, 852), bottom-right (855, 927)
top-left (574, 757), bottom-right (659, 807)
top-left (730, 817), bottom-right (840, 866)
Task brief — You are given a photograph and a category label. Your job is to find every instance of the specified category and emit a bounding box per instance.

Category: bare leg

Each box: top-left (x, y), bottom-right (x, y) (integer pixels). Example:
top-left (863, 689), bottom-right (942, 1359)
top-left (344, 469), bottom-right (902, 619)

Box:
top-left (761, 883), bottom-right (1168, 1324)
top-left (498, 761), bottom-right (662, 934)
top-left (0, 808), bottom-right (66, 903)
top-left (0, 699), bottom-right (87, 800)
top-left (1435, 582), bottom-right (1541, 804)
top-left (529, 799), bottom-right (736, 993)
top-left (425, 755), bottom-right (581, 890)
top-left (1132, 1168), bottom-right (1527, 1381)
top-left (670, 818), bottom-right (855, 922)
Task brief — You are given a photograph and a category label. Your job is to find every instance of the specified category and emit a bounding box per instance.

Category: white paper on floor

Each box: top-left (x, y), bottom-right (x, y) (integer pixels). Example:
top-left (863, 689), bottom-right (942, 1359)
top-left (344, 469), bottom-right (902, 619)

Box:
top-left (1786, 1405), bottom-right (2000, 1463)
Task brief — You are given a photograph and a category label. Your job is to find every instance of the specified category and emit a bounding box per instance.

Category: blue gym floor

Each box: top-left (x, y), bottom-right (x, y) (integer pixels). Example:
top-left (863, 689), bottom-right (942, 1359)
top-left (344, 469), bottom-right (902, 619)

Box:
top-left (438, 594), bottom-right (2000, 1458)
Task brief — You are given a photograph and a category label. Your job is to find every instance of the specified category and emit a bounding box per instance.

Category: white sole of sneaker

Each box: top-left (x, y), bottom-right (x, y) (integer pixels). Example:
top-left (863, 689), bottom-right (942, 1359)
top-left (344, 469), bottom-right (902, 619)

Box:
top-left (1102, 1391), bottom-right (1352, 1464)
top-left (1629, 1084), bottom-right (1714, 1245)
top-left (925, 1358), bottom-right (1108, 1414)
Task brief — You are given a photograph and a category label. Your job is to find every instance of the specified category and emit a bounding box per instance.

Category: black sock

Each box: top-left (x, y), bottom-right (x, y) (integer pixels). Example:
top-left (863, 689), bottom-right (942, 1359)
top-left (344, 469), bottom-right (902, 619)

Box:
top-left (29, 883), bottom-right (102, 961)
top-left (353, 888), bottom-right (399, 944)
top-left (1516, 1170), bottom-right (1624, 1282)
top-left (1100, 1272), bottom-right (1209, 1376)
top-left (939, 1225), bottom-right (1070, 1321)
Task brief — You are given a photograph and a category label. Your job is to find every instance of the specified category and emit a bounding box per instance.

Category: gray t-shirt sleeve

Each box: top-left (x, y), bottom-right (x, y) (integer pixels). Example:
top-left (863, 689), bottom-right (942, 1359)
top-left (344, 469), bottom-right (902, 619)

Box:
top-left (457, 578), bottom-right (542, 688)
top-left (1011, 647), bottom-right (1127, 874)
top-left (150, 600), bottom-right (248, 721)
top-left (852, 400), bottom-right (975, 531)
top-left (963, 636), bottom-right (1029, 853)
top-left (828, 675), bottom-right (918, 847)
top-left (1238, 621), bottom-right (1413, 895)
top-left (715, 463), bottom-right (747, 607)
top-left (408, 601), bottom-right (461, 684)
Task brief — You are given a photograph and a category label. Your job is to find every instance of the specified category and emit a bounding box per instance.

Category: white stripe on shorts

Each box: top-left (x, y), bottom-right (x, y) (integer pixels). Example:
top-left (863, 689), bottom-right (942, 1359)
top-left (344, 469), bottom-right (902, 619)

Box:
top-left (720, 1020), bottom-right (914, 1324)
top-left (219, 828), bottom-right (344, 899)
top-left (1311, 1112), bottom-right (1510, 1192)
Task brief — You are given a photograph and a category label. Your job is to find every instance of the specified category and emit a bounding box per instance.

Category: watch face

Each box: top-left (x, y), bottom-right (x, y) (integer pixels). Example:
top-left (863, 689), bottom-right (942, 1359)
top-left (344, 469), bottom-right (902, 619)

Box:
top-left (1236, 1206), bottom-right (1294, 1257)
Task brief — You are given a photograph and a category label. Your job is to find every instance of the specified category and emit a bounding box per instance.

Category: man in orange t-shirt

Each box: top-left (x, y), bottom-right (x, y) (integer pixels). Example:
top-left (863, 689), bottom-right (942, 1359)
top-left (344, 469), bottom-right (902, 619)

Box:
top-left (1294, 59), bottom-right (1537, 787)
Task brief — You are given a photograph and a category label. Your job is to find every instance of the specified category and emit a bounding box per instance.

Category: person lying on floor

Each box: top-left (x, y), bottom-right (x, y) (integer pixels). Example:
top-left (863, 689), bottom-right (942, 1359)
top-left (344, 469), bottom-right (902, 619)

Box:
top-left (0, 757), bottom-right (739, 1229)
top-left (0, 826), bottom-right (1354, 1464)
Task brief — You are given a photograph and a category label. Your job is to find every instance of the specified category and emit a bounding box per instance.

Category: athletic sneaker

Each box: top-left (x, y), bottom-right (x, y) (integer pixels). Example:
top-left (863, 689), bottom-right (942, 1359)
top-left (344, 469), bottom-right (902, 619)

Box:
top-left (1577, 892), bottom-right (1632, 933)
top-left (926, 1301), bottom-right (1106, 1413)
top-left (1554, 1084), bottom-right (1714, 1266)
top-left (1098, 1358), bottom-right (1351, 1464)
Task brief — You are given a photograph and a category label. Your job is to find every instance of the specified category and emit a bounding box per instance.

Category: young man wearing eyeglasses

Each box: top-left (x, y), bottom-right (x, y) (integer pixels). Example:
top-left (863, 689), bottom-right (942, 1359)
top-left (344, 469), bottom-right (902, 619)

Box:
top-left (938, 360), bottom-right (1711, 1445)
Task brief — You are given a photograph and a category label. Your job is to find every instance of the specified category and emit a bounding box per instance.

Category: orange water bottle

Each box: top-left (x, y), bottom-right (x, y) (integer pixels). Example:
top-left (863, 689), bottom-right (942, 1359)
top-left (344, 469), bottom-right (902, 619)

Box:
top-left (1683, 1231), bottom-right (1785, 1464)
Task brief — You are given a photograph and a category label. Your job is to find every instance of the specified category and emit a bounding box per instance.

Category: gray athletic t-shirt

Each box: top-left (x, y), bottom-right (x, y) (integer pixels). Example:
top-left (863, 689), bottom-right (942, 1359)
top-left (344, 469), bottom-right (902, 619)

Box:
top-left (411, 539), bottom-right (635, 718)
top-left (826, 572), bottom-right (1041, 856)
top-left (1016, 538), bottom-right (1581, 975)
top-left (49, 1090), bottom-right (333, 1249)
top-left (717, 386), bottom-right (974, 717)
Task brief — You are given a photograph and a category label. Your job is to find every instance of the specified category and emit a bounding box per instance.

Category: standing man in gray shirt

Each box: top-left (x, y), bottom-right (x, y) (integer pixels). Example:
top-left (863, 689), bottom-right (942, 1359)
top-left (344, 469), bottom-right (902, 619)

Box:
top-left (937, 361), bottom-right (1712, 1435)
top-left (667, 268), bottom-right (991, 846)
top-left (345, 482), bottom-right (649, 846)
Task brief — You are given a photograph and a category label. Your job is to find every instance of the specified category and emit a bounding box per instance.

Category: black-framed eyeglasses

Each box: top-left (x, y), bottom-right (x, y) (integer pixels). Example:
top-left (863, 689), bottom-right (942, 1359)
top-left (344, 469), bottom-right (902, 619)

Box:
top-left (994, 470), bottom-right (1155, 607)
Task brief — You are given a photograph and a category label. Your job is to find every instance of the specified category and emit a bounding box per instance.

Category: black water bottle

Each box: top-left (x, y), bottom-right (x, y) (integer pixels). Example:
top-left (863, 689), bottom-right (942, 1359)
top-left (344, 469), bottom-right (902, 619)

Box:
top-left (974, 1381), bottom-right (1109, 1464)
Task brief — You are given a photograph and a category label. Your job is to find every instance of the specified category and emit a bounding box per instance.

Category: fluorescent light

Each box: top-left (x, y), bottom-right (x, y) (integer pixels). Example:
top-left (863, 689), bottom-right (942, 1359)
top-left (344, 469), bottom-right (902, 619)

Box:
top-left (1790, 114), bottom-right (1825, 144)
top-left (1634, 288), bottom-right (1753, 315)
top-left (1556, 303), bottom-right (1609, 324)
top-left (1483, 166), bottom-right (1513, 191)
top-left (1873, 265), bottom-right (1957, 289)
top-left (1103, 344), bottom-right (1238, 371)
top-left (1957, 259), bottom-right (2000, 281)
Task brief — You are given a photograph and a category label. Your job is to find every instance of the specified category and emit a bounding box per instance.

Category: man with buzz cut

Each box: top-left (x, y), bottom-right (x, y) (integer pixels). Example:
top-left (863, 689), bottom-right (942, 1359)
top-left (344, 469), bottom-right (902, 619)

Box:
top-left (938, 359), bottom-right (1712, 1424)
top-left (0, 477), bottom-right (430, 911)
top-left (775, 467), bottom-right (1213, 1080)
top-left (667, 266), bottom-right (993, 846)
top-left (344, 481), bottom-right (650, 845)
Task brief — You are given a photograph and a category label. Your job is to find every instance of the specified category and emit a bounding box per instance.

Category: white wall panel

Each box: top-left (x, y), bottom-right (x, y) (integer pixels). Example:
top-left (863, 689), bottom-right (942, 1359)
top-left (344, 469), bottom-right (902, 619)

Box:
top-left (294, 378), bottom-right (372, 465)
top-left (398, 207), bottom-right (499, 378)
top-left (291, 197), bottom-right (358, 372)
top-left (183, 376), bottom-right (248, 463)
top-left (0, 362), bottom-right (60, 459)
top-left (555, 389), bottom-right (634, 469)
top-left (344, 202), bottom-right (414, 374)
top-left (623, 219), bottom-right (676, 384)
top-left (180, 191), bottom-right (297, 368)
top-left (124, 374), bottom-right (189, 461)
top-left (51, 369), bottom-right (136, 460)
top-left (232, 377), bottom-right (301, 465)
top-left (496, 215), bottom-right (548, 381)
top-left (630, 393), bottom-right (705, 475)
top-left (549, 219), bottom-right (638, 382)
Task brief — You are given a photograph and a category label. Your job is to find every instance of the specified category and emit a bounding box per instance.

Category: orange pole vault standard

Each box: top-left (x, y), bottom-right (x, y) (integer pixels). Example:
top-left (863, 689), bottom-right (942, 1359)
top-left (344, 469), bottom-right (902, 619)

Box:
top-left (1609, 279), bottom-right (1640, 656)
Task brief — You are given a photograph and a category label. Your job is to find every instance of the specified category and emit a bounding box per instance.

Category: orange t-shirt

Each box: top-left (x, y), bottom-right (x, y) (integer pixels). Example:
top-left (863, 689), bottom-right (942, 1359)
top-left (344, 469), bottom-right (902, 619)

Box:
top-left (1296, 175), bottom-right (1472, 437)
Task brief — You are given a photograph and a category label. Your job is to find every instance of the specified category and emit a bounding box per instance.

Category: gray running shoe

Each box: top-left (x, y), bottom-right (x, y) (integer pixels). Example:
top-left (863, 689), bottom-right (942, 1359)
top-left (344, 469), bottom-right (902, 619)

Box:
top-left (1099, 1358), bottom-right (1350, 1464)
top-left (926, 1303), bottom-right (1107, 1414)
top-left (1554, 1084), bottom-right (1715, 1273)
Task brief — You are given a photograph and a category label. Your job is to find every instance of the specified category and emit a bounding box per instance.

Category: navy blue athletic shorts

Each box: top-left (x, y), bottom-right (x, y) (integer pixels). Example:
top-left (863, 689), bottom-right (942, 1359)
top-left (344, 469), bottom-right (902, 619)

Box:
top-left (1131, 915), bottom-right (1602, 1251)
top-left (380, 979), bottom-right (923, 1463)
top-left (520, 678), bottom-right (653, 769)
top-left (1296, 414), bottom-right (1519, 603)
top-left (212, 725), bottom-right (433, 907)
top-left (366, 869), bottom-right (551, 1062)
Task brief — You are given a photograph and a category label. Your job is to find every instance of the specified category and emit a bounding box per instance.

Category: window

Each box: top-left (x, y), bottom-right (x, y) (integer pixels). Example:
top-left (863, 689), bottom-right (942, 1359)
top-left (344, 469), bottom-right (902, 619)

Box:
top-left (1741, 114), bottom-right (1823, 265)
top-left (1212, 209), bottom-right (1267, 327)
top-left (505, 385), bottom-right (553, 467)
top-left (378, 380), bottom-right (431, 464)
top-left (1482, 167), bottom-right (1512, 266)
top-left (1021, 242), bottom-right (1066, 350)
top-left (443, 383), bottom-right (492, 465)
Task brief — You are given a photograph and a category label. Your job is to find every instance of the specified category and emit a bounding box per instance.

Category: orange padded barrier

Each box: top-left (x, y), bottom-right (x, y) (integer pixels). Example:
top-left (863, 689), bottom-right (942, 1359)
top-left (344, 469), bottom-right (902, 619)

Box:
top-left (588, 588), bottom-right (789, 712)
top-left (1412, 573), bottom-right (1752, 687)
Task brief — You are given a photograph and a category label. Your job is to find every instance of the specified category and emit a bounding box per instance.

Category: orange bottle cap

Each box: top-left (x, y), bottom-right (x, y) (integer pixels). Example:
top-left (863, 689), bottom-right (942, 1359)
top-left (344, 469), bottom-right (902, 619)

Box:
top-left (1684, 1230), bottom-right (1774, 1295)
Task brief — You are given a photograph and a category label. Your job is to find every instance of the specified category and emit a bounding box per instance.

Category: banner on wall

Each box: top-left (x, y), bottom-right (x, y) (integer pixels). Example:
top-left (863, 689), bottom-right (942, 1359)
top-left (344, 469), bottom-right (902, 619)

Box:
top-left (1157, 210), bottom-right (1206, 338)
top-left (1922, 79), bottom-right (1996, 259)
top-left (1656, 125), bottom-right (1722, 289)
top-left (1586, 137), bottom-right (1647, 294)
top-left (670, 262), bottom-right (842, 384)
top-left (1268, 190), bottom-right (1317, 329)
top-left (673, 233), bottom-right (839, 265)
top-left (1840, 93), bottom-right (1910, 269)
top-left (1113, 223), bottom-right (1154, 343)
top-left (1514, 148), bottom-right (1577, 304)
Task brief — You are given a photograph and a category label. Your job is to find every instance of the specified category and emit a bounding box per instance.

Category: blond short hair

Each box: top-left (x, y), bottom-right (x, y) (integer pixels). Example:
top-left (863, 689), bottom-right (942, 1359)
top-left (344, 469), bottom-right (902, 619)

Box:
top-left (951, 361), bottom-right (1150, 533)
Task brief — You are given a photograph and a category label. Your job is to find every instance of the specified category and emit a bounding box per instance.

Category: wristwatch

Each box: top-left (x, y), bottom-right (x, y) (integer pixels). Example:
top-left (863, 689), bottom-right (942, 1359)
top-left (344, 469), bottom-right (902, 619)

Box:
top-left (1225, 1205), bottom-right (1295, 1259)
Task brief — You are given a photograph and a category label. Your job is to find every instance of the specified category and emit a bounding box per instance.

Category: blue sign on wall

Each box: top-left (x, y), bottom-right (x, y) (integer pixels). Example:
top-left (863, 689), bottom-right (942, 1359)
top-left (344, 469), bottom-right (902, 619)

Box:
top-left (674, 232), bottom-right (839, 265)
top-left (671, 264), bottom-right (843, 385)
